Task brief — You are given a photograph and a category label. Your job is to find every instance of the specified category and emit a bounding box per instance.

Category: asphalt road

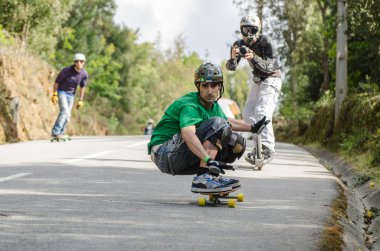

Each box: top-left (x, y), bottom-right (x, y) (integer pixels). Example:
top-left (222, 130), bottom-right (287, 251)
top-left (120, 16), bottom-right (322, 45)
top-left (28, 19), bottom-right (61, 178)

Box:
top-left (0, 136), bottom-right (338, 251)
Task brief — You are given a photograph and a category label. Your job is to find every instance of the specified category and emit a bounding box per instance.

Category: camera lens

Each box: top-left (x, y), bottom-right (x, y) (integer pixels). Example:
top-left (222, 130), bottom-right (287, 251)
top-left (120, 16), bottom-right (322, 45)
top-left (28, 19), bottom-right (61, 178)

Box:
top-left (239, 47), bottom-right (247, 56)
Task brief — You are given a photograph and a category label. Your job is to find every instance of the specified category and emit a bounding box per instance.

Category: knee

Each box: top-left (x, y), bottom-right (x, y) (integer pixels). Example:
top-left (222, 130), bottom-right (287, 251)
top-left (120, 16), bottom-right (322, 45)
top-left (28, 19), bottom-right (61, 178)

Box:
top-left (208, 117), bottom-right (229, 129)
top-left (218, 132), bottom-right (246, 163)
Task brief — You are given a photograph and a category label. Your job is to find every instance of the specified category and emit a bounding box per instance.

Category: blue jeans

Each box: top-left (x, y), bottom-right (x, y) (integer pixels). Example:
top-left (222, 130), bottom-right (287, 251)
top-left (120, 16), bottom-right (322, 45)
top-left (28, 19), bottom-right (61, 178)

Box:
top-left (51, 91), bottom-right (74, 136)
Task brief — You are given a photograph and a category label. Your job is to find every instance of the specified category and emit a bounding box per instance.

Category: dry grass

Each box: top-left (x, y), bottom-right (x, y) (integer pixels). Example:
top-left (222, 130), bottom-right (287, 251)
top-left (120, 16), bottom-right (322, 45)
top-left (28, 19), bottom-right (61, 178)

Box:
top-left (318, 184), bottom-right (347, 251)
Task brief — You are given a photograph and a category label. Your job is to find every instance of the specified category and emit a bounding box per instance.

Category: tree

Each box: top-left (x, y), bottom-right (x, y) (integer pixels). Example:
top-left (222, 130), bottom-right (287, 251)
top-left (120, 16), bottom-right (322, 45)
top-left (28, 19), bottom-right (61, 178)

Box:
top-left (0, 0), bottom-right (73, 56)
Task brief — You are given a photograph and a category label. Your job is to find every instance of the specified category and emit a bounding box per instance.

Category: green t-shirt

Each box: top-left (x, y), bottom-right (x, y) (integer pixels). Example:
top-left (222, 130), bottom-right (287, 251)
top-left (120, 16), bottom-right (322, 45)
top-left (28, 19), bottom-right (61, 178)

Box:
top-left (147, 92), bottom-right (227, 154)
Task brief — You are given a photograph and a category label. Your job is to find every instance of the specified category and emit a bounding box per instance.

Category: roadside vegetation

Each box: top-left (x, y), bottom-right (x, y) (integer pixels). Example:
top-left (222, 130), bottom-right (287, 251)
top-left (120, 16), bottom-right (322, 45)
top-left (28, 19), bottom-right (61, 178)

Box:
top-left (0, 0), bottom-right (379, 183)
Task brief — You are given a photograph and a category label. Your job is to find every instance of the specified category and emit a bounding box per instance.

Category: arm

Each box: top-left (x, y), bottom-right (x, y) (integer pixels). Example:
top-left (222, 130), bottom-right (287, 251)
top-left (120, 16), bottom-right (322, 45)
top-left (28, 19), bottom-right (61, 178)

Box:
top-left (181, 125), bottom-right (210, 162)
top-left (78, 86), bottom-right (85, 101)
top-left (53, 83), bottom-right (59, 93)
top-left (227, 117), bottom-right (251, 132)
top-left (226, 41), bottom-right (242, 71)
top-left (250, 36), bottom-right (279, 74)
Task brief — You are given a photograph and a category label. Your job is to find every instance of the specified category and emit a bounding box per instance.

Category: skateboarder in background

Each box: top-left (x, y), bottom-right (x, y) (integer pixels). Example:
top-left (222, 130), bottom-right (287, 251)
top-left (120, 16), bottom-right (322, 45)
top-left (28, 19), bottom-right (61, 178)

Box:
top-left (51, 53), bottom-right (88, 139)
top-left (148, 62), bottom-right (268, 193)
top-left (144, 119), bottom-right (155, 135)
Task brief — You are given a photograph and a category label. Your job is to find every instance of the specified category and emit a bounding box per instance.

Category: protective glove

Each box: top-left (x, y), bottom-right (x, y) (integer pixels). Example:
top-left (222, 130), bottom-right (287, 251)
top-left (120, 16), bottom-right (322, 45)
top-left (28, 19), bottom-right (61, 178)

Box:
top-left (250, 116), bottom-right (270, 133)
top-left (206, 158), bottom-right (234, 175)
top-left (76, 100), bottom-right (84, 109)
top-left (51, 92), bottom-right (58, 104)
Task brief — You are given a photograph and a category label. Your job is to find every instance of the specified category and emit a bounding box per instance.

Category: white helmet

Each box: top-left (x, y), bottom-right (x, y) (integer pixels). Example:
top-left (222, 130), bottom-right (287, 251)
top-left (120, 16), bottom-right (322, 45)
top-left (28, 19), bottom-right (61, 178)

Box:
top-left (73, 53), bottom-right (86, 61)
top-left (240, 15), bottom-right (261, 41)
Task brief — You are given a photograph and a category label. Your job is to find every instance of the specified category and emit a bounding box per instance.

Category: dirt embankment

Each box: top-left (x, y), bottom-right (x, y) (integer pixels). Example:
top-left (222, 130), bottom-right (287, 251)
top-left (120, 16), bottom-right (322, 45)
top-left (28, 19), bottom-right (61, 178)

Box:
top-left (0, 49), bottom-right (60, 143)
top-left (0, 47), bottom-right (111, 144)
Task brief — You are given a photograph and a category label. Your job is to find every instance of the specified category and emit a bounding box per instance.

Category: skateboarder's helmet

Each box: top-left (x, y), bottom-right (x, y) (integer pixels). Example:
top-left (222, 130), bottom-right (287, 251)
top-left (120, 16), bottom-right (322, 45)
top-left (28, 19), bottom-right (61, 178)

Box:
top-left (194, 62), bottom-right (224, 99)
top-left (240, 15), bottom-right (261, 41)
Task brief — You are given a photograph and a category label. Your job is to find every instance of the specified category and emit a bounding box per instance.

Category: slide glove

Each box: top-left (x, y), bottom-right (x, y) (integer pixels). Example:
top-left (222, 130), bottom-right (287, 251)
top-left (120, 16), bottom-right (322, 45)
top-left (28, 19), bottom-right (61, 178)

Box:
top-left (51, 92), bottom-right (58, 104)
top-left (250, 116), bottom-right (270, 134)
top-left (76, 100), bottom-right (84, 109)
top-left (206, 159), bottom-right (234, 175)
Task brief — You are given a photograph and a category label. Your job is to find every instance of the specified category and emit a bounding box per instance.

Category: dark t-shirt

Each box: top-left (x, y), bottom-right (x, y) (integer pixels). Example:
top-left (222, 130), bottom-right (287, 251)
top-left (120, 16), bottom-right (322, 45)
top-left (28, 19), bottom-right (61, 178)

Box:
top-left (147, 92), bottom-right (227, 154)
top-left (56, 65), bottom-right (88, 94)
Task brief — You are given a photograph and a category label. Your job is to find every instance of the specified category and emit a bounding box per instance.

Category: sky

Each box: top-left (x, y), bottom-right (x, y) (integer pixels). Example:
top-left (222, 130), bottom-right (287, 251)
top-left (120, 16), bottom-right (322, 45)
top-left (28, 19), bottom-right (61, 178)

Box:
top-left (113, 0), bottom-right (243, 65)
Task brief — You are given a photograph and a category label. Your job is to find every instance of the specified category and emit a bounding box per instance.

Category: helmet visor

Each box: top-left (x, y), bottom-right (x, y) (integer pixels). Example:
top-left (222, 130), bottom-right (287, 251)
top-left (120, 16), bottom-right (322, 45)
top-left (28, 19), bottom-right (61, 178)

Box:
top-left (242, 26), bottom-right (259, 36)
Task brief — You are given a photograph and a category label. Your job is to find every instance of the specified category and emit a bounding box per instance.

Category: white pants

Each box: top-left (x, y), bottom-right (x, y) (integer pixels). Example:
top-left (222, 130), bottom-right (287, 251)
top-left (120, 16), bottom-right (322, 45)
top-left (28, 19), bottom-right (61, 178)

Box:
top-left (242, 77), bottom-right (282, 151)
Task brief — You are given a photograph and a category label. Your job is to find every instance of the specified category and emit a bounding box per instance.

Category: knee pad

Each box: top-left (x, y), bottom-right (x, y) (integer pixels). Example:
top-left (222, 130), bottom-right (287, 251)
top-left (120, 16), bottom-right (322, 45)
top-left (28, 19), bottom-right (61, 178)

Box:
top-left (218, 131), bottom-right (246, 163)
top-left (229, 132), bottom-right (246, 158)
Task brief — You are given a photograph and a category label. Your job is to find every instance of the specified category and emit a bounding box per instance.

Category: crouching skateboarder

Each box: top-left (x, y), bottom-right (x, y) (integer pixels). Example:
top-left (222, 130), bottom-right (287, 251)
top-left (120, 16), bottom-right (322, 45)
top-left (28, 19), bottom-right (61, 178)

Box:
top-left (148, 62), bottom-right (268, 193)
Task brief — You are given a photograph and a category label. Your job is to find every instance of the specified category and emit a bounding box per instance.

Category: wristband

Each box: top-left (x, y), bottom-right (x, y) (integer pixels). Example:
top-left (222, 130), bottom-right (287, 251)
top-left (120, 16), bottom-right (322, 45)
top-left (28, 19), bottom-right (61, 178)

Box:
top-left (203, 155), bottom-right (211, 163)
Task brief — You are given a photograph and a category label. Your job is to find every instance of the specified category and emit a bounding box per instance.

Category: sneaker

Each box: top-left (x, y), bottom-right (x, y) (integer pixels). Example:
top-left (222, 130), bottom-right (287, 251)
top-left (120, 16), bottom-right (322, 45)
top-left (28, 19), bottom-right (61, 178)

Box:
top-left (216, 176), bottom-right (241, 189)
top-left (191, 173), bottom-right (232, 193)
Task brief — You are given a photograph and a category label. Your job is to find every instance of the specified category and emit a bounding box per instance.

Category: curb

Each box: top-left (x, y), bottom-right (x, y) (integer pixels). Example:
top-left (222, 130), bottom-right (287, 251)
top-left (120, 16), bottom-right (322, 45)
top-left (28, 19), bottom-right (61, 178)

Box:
top-left (304, 147), bottom-right (379, 250)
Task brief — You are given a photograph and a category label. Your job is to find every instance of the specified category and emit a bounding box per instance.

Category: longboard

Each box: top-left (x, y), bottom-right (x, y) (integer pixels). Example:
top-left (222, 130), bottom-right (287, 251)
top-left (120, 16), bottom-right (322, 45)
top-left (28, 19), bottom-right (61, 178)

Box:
top-left (50, 135), bottom-right (71, 142)
top-left (197, 189), bottom-right (244, 208)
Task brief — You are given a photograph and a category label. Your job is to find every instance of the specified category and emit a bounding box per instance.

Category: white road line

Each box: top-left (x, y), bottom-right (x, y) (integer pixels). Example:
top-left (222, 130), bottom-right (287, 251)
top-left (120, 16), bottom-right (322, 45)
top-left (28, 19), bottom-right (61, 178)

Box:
top-left (125, 140), bottom-right (149, 148)
top-left (0, 173), bottom-right (32, 183)
top-left (63, 150), bottom-right (114, 164)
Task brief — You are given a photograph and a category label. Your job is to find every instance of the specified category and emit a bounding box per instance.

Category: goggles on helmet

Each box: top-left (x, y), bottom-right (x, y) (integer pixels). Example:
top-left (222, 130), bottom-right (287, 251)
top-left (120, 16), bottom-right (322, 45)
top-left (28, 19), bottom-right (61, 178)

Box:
top-left (241, 26), bottom-right (259, 37)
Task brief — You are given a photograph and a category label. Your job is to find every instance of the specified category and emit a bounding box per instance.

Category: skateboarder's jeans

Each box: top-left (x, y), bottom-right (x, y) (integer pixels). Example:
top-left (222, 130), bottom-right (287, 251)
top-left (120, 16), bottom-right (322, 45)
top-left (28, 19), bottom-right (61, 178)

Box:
top-left (242, 77), bottom-right (282, 151)
top-left (151, 117), bottom-right (230, 175)
top-left (52, 91), bottom-right (74, 136)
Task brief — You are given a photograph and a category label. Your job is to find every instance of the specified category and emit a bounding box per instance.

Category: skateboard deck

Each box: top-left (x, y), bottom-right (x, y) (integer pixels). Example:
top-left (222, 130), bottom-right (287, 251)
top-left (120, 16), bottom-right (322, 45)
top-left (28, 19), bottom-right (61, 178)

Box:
top-left (197, 188), bottom-right (244, 208)
top-left (50, 135), bottom-right (71, 142)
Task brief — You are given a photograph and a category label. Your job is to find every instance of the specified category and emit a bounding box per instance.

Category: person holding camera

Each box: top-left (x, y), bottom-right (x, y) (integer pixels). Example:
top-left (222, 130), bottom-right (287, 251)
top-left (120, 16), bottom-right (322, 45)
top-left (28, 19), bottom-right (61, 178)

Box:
top-left (226, 15), bottom-right (282, 163)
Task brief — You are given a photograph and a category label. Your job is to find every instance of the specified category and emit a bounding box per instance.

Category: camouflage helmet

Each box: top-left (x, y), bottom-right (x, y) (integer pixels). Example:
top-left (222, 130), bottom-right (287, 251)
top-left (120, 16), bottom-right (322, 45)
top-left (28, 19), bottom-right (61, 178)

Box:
top-left (240, 15), bottom-right (261, 39)
top-left (194, 62), bottom-right (224, 100)
top-left (194, 62), bottom-right (223, 84)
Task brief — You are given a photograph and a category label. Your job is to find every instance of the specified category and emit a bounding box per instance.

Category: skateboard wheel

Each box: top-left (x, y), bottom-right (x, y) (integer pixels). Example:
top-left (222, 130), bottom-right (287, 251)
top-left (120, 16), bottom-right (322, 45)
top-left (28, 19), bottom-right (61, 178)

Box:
top-left (227, 199), bottom-right (236, 208)
top-left (198, 197), bottom-right (206, 206)
top-left (237, 193), bottom-right (244, 202)
top-left (209, 195), bottom-right (215, 201)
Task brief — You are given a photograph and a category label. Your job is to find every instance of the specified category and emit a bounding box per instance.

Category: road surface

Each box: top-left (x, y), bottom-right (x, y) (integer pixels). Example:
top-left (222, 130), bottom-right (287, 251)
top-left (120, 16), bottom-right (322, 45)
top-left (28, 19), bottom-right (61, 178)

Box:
top-left (0, 136), bottom-right (338, 250)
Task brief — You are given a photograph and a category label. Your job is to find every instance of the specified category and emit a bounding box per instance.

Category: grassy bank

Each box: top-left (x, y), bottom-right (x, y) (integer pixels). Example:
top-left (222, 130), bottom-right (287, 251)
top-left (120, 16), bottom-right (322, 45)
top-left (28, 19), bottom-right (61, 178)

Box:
top-left (276, 93), bottom-right (380, 186)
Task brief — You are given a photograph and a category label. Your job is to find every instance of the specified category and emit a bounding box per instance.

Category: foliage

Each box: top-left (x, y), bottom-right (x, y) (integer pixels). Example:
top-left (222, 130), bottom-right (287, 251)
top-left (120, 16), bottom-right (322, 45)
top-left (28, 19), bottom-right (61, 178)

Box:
top-left (222, 62), bottom-right (250, 111)
top-left (347, 0), bottom-right (380, 91)
top-left (0, 0), bottom-right (73, 57)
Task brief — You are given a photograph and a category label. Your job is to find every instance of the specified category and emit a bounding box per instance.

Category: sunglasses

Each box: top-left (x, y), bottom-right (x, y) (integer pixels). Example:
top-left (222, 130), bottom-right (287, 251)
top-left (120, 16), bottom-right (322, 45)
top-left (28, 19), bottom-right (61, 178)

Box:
top-left (74, 60), bottom-right (85, 63)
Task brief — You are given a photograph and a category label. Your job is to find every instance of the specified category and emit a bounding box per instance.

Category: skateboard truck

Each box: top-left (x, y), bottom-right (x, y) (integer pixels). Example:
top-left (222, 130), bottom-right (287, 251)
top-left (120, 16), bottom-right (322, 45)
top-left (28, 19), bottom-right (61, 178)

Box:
top-left (198, 191), bottom-right (244, 208)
